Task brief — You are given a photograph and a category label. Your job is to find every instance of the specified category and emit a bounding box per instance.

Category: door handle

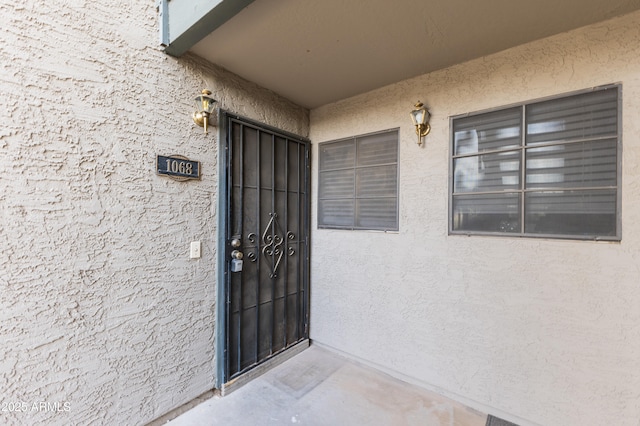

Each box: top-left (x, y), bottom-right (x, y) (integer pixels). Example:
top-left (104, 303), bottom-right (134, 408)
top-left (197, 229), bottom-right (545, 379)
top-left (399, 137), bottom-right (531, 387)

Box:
top-left (231, 250), bottom-right (243, 260)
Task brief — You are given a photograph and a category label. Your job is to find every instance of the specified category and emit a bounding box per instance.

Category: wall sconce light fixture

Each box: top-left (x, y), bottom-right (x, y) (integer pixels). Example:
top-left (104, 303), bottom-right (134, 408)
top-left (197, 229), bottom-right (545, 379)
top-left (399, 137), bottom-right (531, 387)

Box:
top-left (410, 101), bottom-right (431, 146)
top-left (192, 89), bottom-right (217, 134)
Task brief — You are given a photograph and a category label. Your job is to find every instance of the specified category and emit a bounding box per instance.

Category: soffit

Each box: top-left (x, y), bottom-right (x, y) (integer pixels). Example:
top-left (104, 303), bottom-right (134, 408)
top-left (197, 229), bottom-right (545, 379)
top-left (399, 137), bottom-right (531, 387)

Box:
top-left (189, 0), bottom-right (640, 109)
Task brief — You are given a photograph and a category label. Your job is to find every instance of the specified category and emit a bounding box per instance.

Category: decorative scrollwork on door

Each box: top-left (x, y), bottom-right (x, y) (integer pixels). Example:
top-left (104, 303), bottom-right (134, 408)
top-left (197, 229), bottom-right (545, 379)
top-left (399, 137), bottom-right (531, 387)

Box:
top-left (287, 232), bottom-right (296, 256)
top-left (262, 213), bottom-right (284, 278)
top-left (246, 233), bottom-right (258, 262)
top-left (242, 213), bottom-right (295, 278)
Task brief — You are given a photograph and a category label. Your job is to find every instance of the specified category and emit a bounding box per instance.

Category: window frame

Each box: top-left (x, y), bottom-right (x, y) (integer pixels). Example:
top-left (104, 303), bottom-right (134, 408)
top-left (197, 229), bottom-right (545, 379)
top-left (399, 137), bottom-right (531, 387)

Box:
top-left (317, 128), bottom-right (400, 231)
top-left (448, 84), bottom-right (622, 241)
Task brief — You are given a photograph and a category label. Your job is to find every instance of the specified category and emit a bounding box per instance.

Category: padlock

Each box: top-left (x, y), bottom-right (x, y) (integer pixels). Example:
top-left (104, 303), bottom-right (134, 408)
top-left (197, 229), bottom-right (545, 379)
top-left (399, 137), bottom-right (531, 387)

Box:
top-left (231, 258), bottom-right (243, 272)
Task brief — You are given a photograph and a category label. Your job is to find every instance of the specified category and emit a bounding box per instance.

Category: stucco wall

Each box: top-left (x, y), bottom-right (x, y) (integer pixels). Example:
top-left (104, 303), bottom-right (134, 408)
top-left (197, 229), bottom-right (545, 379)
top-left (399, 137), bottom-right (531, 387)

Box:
top-left (0, 1), bottom-right (307, 425)
top-left (310, 11), bottom-right (640, 426)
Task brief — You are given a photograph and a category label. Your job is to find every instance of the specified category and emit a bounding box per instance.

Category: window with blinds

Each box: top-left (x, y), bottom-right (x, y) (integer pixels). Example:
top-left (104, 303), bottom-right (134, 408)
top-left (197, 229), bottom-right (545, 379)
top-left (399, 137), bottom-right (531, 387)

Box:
top-left (450, 85), bottom-right (620, 240)
top-left (318, 129), bottom-right (398, 231)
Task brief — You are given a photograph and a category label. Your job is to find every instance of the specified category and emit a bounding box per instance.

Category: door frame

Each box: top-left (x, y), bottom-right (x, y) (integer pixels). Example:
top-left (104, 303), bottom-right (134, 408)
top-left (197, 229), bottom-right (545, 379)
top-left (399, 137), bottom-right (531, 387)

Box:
top-left (215, 111), bottom-right (311, 387)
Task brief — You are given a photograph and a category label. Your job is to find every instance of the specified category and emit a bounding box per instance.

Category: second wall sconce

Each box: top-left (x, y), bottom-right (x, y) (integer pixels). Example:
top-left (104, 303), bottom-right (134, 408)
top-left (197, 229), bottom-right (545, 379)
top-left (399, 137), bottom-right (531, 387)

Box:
top-left (192, 89), bottom-right (217, 134)
top-left (410, 101), bottom-right (431, 146)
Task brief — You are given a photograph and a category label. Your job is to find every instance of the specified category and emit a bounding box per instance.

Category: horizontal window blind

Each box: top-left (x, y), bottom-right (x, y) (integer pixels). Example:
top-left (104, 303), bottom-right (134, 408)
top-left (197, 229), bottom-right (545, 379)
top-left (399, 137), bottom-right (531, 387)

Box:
top-left (451, 85), bottom-right (620, 240)
top-left (526, 89), bottom-right (618, 145)
top-left (318, 129), bottom-right (398, 231)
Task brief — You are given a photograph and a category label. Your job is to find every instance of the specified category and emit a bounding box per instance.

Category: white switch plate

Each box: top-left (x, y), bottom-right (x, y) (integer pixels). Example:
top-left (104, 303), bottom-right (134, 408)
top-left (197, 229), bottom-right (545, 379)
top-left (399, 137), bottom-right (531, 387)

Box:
top-left (190, 241), bottom-right (201, 259)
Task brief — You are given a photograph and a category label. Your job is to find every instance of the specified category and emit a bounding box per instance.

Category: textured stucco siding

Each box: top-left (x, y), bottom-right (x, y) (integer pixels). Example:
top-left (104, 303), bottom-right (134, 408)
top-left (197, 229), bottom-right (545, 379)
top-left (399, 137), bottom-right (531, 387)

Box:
top-left (0, 1), bottom-right (307, 425)
top-left (310, 11), bottom-right (640, 426)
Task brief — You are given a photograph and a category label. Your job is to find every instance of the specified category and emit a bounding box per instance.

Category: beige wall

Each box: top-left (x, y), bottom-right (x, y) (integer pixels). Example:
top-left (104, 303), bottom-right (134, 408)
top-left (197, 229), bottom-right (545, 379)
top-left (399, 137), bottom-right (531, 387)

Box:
top-left (310, 11), bottom-right (640, 426)
top-left (0, 1), bottom-right (307, 425)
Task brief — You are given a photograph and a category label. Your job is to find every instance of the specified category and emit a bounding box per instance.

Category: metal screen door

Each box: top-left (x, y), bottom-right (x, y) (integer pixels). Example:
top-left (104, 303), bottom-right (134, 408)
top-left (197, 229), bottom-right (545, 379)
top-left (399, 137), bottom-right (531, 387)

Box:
top-left (223, 114), bottom-right (310, 381)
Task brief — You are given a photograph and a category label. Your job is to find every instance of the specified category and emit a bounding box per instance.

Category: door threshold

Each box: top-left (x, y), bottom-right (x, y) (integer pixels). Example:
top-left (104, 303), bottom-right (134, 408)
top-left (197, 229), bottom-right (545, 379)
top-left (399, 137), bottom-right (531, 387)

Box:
top-left (221, 339), bottom-right (310, 396)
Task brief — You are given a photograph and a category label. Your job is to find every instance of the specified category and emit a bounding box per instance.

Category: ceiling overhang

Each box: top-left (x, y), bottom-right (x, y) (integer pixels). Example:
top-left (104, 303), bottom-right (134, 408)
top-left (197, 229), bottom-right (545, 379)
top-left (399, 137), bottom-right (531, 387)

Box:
top-left (161, 0), bottom-right (640, 109)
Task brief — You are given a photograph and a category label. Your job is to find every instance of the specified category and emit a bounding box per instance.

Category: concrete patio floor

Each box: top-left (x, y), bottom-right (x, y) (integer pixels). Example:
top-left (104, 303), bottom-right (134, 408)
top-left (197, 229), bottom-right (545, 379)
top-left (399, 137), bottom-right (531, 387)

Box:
top-left (164, 344), bottom-right (489, 426)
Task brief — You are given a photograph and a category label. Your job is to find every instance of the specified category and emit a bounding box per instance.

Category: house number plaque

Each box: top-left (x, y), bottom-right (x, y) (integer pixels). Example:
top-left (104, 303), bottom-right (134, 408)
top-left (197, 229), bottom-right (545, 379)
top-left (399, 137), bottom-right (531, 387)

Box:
top-left (156, 155), bottom-right (200, 181)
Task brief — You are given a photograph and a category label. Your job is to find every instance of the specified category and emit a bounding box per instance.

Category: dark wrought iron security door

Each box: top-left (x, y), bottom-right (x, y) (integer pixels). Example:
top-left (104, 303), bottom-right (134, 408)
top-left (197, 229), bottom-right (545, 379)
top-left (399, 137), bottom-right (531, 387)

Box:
top-left (224, 115), bottom-right (309, 381)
